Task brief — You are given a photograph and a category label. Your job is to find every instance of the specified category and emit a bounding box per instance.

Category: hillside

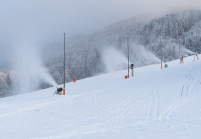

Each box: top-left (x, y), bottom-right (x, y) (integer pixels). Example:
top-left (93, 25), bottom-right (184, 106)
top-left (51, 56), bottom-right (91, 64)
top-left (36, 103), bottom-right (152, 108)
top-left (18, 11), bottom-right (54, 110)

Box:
top-left (0, 55), bottom-right (201, 138)
top-left (46, 9), bottom-right (201, 86)
top-left (45, 13), bottom-right (156, 85)
top-left (1, 9), bottom-right (201, 98)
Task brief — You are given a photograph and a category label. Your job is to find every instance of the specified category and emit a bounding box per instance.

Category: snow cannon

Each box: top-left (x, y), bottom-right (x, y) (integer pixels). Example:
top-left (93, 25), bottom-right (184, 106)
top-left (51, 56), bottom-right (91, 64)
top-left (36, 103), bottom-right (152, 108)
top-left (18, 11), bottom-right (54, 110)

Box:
top-left (130, 63), bottom-right (134, 69)
top-left (57, 87), bottom-right (63, 94)
top-left (53, 87), bottom-right (63, 96)
top-left (130, 63), bottom-right (134, 77)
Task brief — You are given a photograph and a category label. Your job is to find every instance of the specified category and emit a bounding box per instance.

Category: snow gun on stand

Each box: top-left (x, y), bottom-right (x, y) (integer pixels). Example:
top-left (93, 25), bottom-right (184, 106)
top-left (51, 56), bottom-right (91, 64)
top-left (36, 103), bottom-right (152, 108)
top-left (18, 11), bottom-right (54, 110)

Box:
top-left (180, 56), bottom-right (184, 64)
top-left (196, 53), bottom-right (199, 60)
top-left (53, 87), bottom-right (63, 96)
top-left (130, 63), bottom-right (134, 77)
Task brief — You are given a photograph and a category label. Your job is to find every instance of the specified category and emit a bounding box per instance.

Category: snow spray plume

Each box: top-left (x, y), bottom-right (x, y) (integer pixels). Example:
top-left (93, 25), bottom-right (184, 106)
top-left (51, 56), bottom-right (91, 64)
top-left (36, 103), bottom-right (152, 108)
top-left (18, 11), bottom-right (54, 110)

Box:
top-left (181, 46), bottom-right (195, 55)
top-left (102, 47), bottom-right (129, 73)
top-left (13, 44), bottom-right (57, 94)
top-left (130, 43), bottom-right (160, 66)
top-left (102, 44), bottom-right (160, 73)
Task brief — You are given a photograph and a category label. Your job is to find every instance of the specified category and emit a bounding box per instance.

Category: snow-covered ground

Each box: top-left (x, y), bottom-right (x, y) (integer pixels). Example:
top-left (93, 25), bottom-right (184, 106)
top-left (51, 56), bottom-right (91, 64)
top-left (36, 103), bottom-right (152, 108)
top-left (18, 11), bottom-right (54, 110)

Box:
top-left (0, 55), bottom-right (201, 139)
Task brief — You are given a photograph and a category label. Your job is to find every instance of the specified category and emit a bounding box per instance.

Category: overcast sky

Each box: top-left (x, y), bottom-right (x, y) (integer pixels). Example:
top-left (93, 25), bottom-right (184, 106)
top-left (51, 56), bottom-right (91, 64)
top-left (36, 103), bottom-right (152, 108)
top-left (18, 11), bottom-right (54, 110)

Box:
top-left (0, 0), bottom-right (201, 67)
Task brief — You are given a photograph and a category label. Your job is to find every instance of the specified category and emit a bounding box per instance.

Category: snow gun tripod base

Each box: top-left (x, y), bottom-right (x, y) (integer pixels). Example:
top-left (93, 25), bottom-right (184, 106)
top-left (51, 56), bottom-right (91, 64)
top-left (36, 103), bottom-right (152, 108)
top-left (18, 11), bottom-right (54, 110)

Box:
top-left (53, 87), bottom-right (63, 96)
top-left (53, 91), bottom-right (63, 96)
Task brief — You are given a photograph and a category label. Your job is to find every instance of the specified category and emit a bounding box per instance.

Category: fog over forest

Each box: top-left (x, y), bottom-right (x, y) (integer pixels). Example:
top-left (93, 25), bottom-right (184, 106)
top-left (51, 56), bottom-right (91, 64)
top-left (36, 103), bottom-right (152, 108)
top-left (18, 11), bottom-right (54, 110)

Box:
top-left (0, 0), bottom-right (201, 65)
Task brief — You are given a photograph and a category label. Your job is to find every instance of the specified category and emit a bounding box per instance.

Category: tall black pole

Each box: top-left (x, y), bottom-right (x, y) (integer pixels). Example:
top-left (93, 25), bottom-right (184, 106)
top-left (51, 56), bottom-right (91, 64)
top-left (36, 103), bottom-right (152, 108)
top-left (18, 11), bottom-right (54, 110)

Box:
top-left (161, 38), bottom-right (162, 69)
top-left (127, 35), bottom-right (129, 77)
top-left (179, 40), bottom-right (180, 58)
top-left (178, 37), bottom-right (180, 58)
top-left (64, 33), bottom-right (66, 89)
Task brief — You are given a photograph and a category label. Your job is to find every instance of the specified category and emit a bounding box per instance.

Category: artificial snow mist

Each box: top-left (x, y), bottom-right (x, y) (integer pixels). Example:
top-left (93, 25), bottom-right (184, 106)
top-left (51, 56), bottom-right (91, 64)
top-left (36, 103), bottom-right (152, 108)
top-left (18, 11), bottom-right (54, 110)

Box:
top-left (13, 43), bottom-right (57, 94)
top-left (128, 43), bottom-right (161, 66)
top-left (102, 47), bottom-right (128, 73)
top-left (1, 9), bottom-right (201, 97)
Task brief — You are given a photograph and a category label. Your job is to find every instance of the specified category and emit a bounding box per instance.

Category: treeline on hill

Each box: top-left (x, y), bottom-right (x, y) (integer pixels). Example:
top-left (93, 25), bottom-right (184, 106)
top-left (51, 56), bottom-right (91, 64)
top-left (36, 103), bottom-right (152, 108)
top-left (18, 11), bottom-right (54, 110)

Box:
top-left (46, 13), bottom-right (154, 85)
top-left (46, 9), bottom-right (201, 85)
top-left (138, 9), bottom-right (201, 61)
top-left (0, 71), bottom-right (16, 98)
top-left (1, 9), bottom-right (201, 97)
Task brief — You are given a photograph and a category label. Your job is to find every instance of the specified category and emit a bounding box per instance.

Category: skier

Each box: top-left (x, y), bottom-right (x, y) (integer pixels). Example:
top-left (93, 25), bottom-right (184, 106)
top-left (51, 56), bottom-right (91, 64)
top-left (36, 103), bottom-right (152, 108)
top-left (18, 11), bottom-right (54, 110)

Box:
top-left (196, 53), bottom-right (199, 60)
top-left (164, 63), bottom-right (168, 68)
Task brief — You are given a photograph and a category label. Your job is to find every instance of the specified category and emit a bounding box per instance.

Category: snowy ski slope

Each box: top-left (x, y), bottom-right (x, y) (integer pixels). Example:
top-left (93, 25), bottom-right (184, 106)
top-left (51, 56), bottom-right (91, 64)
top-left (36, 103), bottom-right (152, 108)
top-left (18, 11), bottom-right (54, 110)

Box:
top-left (0, 55), bottom-right (201, 139)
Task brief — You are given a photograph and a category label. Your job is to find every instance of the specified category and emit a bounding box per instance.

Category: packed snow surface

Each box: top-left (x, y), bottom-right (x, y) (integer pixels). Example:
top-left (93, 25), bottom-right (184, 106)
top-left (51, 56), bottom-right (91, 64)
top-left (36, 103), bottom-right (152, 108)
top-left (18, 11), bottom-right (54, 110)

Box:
top-left (0, 55), bottom-right (201, 139)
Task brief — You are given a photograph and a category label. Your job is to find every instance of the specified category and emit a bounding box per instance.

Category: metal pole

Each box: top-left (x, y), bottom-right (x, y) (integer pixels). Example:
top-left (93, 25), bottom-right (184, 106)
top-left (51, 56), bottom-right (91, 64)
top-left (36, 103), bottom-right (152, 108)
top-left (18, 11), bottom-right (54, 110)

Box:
top-left (127, 35), bottom-right (129, 78)
top-left (64, 33), bottom-right (66, 89)
top-left (161, 38), bottom-right (162, 69)
top-left (179, 41), bottom-right (181, 64)
top-left (178, 38), bottom-right (181, 64)
top-left (179, 42), bottom-right (180, 58)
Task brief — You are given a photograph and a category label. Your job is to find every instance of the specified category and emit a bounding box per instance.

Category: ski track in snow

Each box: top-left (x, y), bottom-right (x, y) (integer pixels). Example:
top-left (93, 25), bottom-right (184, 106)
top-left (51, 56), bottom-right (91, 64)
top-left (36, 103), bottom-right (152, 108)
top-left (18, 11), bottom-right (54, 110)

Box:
top-left (33, 95), bottom-right (152, 139)
top-left (62, 80), bottom-right (128, 114)
top-left (91, 93), bottom-right (106, 113)
top-left (145, 86), bottom-right (155, 121)
top-left (117, 94), bottom-right (150, 118)
top-left (0, 98), bottom-right (67, 119)
top-left (158, 65), bottom-right (201, 121)
top-left (33, 66), bottom-right (201, 138)
top-left (2, 55), bottom-right (201, 139)
top-left (146, 85), bottom-right (161, 121)
top-left (167, 79), bottom-right (201, 120)
top-left (44, 86), bottom-right (155, 138)
top-left (154, 87), bottom-right (160, 120)
top-left (108, 91), bottom-right (142, 112)
top-left (108, 84), bottom-right (156, 119)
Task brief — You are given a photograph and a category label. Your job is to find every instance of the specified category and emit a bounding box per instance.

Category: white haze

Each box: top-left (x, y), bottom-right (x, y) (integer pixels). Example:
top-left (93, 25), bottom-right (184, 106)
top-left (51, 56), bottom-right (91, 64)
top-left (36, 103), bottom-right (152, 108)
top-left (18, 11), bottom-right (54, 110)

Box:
top-left (13, 43), bottom-right (57, 94)
top-left (102, 46), bottom-right (160, 73)
top-left (102, 47), bottom-right (128, 73)
top-left (1, 0), bottom-right (201, 67)
top-left (182, 47), bottom-right (195, 55)
top-left (0, 0), bottom-right (201, 94)
top-left (130, 43), bottom-right (161, 67)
